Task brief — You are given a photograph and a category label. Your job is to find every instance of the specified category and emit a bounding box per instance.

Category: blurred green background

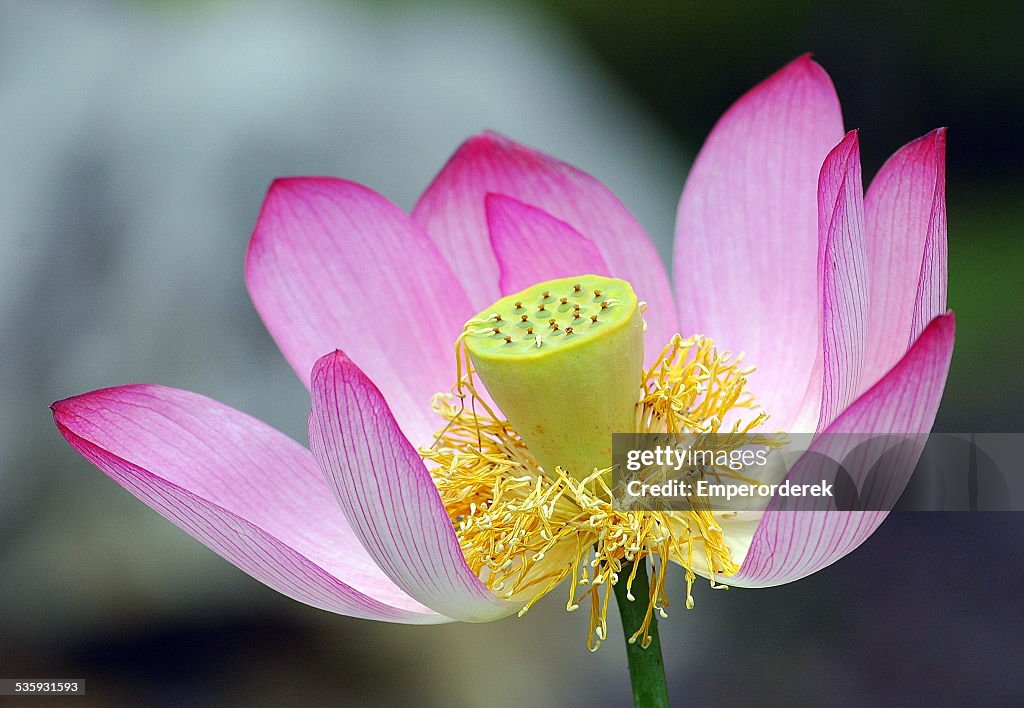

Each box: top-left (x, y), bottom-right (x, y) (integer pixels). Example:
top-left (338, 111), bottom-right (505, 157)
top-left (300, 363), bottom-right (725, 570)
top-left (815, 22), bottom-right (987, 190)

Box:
top-left (1, 0), bottom-right (1021, 705)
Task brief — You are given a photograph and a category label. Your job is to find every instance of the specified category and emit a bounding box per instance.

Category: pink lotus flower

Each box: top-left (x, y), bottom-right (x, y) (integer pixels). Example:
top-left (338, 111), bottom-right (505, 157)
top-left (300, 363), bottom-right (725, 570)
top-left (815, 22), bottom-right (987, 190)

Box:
top-left (53, 56), bottom-right (953, 640)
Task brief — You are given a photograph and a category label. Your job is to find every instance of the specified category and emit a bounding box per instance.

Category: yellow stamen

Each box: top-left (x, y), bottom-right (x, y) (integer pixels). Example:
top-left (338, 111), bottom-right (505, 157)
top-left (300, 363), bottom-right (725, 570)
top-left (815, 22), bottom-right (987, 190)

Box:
top-left (420, 331), bottom-right (768, 649)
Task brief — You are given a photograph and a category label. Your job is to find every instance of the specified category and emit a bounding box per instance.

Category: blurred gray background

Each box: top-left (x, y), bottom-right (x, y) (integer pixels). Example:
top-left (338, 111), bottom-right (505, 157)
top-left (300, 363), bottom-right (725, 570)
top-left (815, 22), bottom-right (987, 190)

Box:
top-left (2, 0), bottom-right (1022, 705)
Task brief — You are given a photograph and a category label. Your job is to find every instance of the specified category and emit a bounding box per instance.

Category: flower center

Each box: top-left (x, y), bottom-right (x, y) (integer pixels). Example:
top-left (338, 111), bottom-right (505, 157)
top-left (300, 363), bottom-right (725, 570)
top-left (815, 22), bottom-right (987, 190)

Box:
top-left (461, 274), bottom-right (643, 481)
top-left (419, 275), bottom-right (768, 650)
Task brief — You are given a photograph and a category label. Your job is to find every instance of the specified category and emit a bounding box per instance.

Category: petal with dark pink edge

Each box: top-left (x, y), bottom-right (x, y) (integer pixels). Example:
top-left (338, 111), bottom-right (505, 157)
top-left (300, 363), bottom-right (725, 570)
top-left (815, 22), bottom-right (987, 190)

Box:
top-left (52, 385), bottom-right (444, 623)
top-left (791, 131), bottom-right (869, 432)
top-left (674, 55), bottom-right (845, 428)
top-left (412, 132), bottom-right (677, 350)
top-left (730, 312), bottom-right (955, 587)
top-left (486, 193), bottom-right (611, 295)
top-left (862, 129), bottom-right (947, 387)
top-left (246, 178), bottom-right (474, 446)
top-left (309, 350), bottom-right (513, 622)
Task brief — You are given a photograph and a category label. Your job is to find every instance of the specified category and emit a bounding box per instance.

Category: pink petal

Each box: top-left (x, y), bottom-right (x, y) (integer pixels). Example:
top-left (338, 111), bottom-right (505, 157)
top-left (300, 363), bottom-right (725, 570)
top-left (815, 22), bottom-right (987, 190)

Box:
top-left (246, 177), bottom-right (474, 446)
top-left (486, 193), bottom-right (611, 295)
top-left (412, 132), bottom-right (677, 349)
top-left (862, 129), bottom-right (947, 387)
top-left (792, 131), bottom-right (869, 431)
top-left (308, 350), bottom-right (513, 623)
top-left (732, 312), bottom-right (955, 587)
top-left (674, 55), bottom-right (845, 428)
top-left (52, 385), bottom-right (444, 623)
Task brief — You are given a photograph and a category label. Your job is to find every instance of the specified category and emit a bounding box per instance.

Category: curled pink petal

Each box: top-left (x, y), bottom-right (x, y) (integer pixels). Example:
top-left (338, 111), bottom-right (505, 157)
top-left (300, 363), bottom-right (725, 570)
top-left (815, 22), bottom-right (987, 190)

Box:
top-left (486, 193), bottom-right (611, 295)
top-left (308, 350), bottom-right (514, 623)
top-left (732, 312), bottom-right (955, 587)
top-left (413, 132), bottom-right (677, 349)
top-left (246, 177), bottom-right (474, 445)
top-left (674, 55), bottom-right (845, 428)
top-left (792, 131), bottom-right (869, 431)
top-left (52, 385), bottom-right (443, 623)
top-left (862, 128), bottom-right (948, 386)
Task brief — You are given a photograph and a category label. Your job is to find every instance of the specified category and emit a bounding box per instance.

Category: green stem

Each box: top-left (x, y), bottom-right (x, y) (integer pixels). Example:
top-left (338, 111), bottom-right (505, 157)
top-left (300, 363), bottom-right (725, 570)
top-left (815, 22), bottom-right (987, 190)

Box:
top-left (613, 558), bottom-right (670, 708)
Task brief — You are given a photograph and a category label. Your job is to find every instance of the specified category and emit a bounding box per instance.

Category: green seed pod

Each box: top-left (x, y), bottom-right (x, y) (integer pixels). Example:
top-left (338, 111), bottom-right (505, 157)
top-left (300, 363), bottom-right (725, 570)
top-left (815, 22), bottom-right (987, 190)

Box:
top-left (463, 275), bottom-right (643, 480)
